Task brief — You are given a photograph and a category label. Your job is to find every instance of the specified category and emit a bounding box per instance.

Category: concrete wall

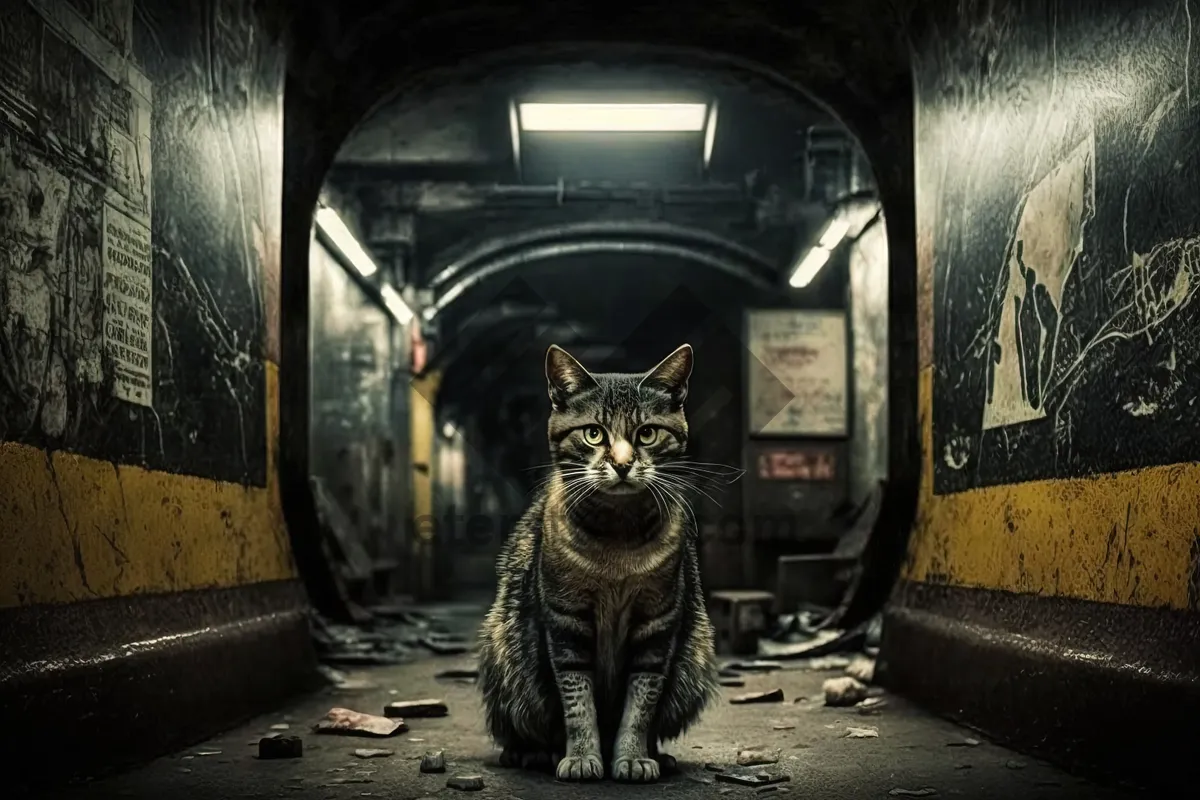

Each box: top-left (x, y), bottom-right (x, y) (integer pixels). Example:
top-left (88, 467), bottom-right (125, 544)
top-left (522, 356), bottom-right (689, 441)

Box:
top-left (849, 216), bottom-right (888, 507)
top-left (0, 0), bottom-right (313, 785)
top-left (882, 0), bottom-right (1200, 790)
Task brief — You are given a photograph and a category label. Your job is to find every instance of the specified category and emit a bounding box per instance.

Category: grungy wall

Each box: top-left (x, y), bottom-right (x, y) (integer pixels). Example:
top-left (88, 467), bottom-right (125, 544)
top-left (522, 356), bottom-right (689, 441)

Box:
top-left (849, 216), bottom-right (889, 507)
top-left (0, 0), bottom-right (293, 606)
top-left (905, 0), bottom-right (1200, 608)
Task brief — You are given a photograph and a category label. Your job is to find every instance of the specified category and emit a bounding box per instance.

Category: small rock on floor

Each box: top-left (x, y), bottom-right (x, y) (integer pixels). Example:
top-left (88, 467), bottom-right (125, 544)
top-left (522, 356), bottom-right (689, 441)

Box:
top-left (446, 775), bottom-right (485, 791)
top-left (384, 699), bottom-right (448, 718)
top-left (420, 750), bottom-right (447, 773)
top-left (737, 748), bottom-right (781, 766)
top-left (730, 688), bottom-right (785, 704)
top-left (258, 735), bottom-right (303, 759)
top-left (823, 676), bottom-right (868, 707)
top-left (353, 749), bottom-right (393, 759)
top-left (844, 726), bottom-right (879, 739)
top-left (845, 655), bottom-right (876, 683)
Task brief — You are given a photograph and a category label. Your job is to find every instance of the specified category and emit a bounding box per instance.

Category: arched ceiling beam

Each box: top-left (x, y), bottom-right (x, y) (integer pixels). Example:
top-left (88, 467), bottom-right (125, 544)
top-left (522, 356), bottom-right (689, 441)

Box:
top-left (423, 238), bottom-right (778, 322)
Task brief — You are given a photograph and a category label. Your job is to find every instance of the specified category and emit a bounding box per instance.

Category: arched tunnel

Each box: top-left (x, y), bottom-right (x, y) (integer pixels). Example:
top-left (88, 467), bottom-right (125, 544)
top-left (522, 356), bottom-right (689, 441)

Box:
top-left (2, 1), bottom-right (1198, 798)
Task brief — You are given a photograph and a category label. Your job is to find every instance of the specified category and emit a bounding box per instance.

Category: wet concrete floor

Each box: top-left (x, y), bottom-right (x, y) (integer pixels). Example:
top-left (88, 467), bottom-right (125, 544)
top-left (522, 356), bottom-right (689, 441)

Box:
top-left (43, 637), bottom-right (1145, 800)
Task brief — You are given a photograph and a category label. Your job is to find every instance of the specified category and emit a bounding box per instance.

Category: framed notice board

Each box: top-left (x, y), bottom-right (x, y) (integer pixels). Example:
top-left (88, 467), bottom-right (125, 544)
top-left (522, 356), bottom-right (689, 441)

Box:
top-left (745, 309), bottom-right (848, 437)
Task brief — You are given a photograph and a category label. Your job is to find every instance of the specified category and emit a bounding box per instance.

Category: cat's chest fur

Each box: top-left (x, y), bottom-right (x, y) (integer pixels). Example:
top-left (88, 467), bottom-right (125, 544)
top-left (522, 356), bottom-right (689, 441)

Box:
top-left (592, 581), bottom-right (639, 683)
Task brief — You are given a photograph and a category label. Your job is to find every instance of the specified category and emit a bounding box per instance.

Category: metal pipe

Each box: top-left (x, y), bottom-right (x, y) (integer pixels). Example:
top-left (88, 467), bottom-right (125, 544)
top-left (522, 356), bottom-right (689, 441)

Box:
top-left (427, 220), bottom-right (777, 290)
top-left (425, 239), bottom-right (777, 321)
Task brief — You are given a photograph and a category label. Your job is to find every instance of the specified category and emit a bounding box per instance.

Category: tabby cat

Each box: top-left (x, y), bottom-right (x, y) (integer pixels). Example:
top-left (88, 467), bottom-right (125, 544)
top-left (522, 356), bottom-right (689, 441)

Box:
top-left (477, 343), bottom-right (719, 783)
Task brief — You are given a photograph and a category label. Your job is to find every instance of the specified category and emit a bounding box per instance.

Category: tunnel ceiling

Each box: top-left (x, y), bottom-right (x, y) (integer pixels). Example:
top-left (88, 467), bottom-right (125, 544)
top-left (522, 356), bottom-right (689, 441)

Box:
top-left (325, 61), bottom-right (873, 305)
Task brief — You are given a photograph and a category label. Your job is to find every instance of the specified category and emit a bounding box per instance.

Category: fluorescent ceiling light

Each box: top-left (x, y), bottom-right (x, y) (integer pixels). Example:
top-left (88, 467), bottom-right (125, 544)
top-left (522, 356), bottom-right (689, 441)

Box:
top-left (518, 103), bottom-right (708, 132)
top-left (818, 218), bottom-right (851, 250)
top-left (380, 284), bottom-right (414, 325)
top-left (702, 101), bottom-right (719, 167)
top-left (788, 246), bottom-right (832, 288)
top-left (315, 206), bottom-right (378, 278)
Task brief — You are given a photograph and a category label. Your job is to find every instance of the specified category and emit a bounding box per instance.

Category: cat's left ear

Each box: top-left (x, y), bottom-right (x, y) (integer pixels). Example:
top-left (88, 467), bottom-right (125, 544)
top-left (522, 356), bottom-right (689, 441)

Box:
top-left (640, 344), bottom-right (693, 407)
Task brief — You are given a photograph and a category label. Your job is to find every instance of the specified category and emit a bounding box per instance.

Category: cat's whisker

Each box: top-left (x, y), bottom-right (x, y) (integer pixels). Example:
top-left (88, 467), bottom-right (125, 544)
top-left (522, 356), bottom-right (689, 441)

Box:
top-left (653, 472), bottom-right (722, 508)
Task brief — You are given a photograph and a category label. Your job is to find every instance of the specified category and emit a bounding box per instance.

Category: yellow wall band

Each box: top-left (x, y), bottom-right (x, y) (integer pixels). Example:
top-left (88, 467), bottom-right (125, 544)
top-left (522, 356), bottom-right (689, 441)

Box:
top-left (0, 362), bottom-right (296, 609)
top-left (904, 369), bottom-right (1196, 610)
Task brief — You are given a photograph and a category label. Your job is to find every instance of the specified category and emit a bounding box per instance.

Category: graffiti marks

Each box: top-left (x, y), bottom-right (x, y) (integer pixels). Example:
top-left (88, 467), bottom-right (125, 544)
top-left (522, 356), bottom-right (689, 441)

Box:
top-left (983, 133), bottom-right (1096, 431)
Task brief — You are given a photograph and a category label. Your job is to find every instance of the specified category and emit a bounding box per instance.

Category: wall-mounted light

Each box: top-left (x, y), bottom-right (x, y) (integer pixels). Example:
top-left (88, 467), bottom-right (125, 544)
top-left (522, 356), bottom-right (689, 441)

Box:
top-left (441, 421), bottom-right (457, 439)
top-left (315, 205), bottom-right (378, 278)
top-left (788, 218), bottom-right (850, 288)
top-left (380, 284), bottom-right (414, 325)
top-left (517, 103), bottom-right (708, 132)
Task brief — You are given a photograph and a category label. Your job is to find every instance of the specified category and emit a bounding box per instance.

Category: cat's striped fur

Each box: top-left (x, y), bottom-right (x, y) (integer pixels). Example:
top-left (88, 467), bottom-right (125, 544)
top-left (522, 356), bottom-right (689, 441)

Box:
top-left (478, 344), bottom-right (719, 783)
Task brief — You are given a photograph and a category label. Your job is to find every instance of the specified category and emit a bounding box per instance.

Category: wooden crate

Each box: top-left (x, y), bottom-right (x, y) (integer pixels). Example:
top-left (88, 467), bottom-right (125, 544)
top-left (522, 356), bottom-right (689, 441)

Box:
top-left (708, 590), bottom-right (776, 656)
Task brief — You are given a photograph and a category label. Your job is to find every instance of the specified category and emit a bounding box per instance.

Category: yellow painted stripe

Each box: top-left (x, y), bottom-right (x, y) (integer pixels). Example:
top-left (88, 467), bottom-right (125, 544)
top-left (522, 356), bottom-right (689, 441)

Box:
top-left (0, 362), bottom-right (296, 608)
top-left (904, 368), bottom-right (1196, 609)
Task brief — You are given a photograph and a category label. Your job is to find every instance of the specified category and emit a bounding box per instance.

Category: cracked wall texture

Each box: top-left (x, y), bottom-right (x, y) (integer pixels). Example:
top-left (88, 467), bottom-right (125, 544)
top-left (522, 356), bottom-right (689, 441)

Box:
top-left (0, 0), bottom-right (293, 607)
top-left (905, 0), bottom-right (1200, 610)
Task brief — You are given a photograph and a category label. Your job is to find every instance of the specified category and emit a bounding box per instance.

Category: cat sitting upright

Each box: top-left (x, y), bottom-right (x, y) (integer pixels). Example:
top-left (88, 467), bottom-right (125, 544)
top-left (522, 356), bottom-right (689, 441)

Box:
top-left (478, 343), bottom-right (719, 783)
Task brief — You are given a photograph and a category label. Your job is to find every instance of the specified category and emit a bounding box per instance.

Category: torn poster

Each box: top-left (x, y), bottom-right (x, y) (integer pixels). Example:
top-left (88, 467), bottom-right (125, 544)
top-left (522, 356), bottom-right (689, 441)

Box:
top-left (103, 203), bottom-right (153, 406)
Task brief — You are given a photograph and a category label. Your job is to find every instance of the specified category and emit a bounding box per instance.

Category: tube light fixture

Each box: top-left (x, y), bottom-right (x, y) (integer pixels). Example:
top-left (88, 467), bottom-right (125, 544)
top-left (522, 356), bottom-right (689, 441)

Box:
top-left (315, 206), bottom-right (378, 278)
top-left (788, 246), bottom-right (833, 288)
top-left (518, 103), bottom-right (708, 132)
top-left (379, 284), bottom-right (414, 325)
top-left (702, 101), bottom-right (719, 168)
top-left (818, 218), bottom-right (851, 250)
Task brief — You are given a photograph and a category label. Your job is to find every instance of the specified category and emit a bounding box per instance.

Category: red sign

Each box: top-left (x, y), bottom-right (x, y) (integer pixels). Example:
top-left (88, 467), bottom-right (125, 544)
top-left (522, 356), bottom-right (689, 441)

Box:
top-left (757, 449), bottom-right (836, 481)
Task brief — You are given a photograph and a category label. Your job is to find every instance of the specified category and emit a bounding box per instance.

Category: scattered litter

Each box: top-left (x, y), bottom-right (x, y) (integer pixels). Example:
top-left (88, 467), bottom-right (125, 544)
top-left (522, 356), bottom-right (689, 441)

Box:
top-left (421, 750), bottom-right (447, 773)
top-left (193, 750), bottom-right (222, 757)
top-left (177, 768), bottom-right (192, 774)
top-left (353, 749), bottom-right (394, 759)
top-left (823, 677), bottom-right (868, 707)
top-left (420, 638), bottom-right (469, 656)
top-left (856, 697), bottom-right (887, 715)
top-left (718, 668), bottom-right (742, 679)
top-left (714, 770), bottom-right (790, 787)
top-left (270, 723), bottom-right (291, 731)
top-left (313, 708), bottom-right (406, 737)
top-left (773, 724), bottom-right (795, 731)
top-left (325, 778), bottom-right (373, 786)
top-left (889, 789), bottom-right (936, 797)
top-left (688, 774), bottom-right (715, 785)
top-left (946, 737), bottom-right (981, 747)
top-left (384, 699), bottom-right (448, 718)
top-left (955, 764), bottom-right (972, 770)
top-left (258, 735), bottom-right (303, 759)
top-left (435, 668), bottom-right (479, 681)
top-left (335, 678), bottom-right (379, 691)
top-left (844, 726), bottom-right (879, 739)
top-left (725, 660), bottom-right (782, 672)
top-left (845, 656), bottom-right (876, 683)
top-left (797, 655), bottom-right (852, 671)
top-left (758, 630), bottom-right (844, 658)
top-left (446, 775), bottom-right (485, 791)
top-left (737, 749), bottom-right (780, 766)
top-left (1005, 760), bottom-right (1025, 770)
top-left (408, 737), bottom-right (426, 743)
top-left (720, 678), bottom-right (746, 687)
top-left (731, 688), bottom-right (785, 705)
top-left (705, 763), bottom-right (726, 772)
top-left (792, 696), bottom-right (809, 704)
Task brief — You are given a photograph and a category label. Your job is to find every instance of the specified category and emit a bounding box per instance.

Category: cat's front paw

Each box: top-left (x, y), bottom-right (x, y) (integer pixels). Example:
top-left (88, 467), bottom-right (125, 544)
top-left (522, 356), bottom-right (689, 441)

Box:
top-left (612, 756), bottom-right (661, 783)
top-left (555, 753), bottom-right (604, 781)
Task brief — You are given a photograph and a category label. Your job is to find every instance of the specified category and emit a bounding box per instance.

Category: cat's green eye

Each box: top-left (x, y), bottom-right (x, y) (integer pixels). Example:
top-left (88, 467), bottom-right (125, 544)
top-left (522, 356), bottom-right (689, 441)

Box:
top-left (636, 426), bottom-right (659, 445)
top-left (582, 426), bottom-right (606, 445)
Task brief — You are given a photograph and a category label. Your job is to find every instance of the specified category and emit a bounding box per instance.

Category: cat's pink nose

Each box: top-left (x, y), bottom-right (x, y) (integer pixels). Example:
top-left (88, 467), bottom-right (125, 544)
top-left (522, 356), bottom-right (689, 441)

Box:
top-left (611, 439), bottom-right (633, 465)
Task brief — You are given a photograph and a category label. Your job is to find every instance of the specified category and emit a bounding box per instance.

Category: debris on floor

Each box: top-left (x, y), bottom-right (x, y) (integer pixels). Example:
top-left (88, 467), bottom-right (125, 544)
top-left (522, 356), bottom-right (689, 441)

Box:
top-left (318, 665), bottom-right (377, 691)
top-left (420, 750), bottom-right (447, 773)
top-left (823, 676), bottom-right (868, 706)
top-left (719, 678), bottom-right (745, 687)
top-left (713, 769), bottom-right (791, 787)
top-left (845, 655), bottom-right (876, 683)
top-left (313, 707), bottom-right (407, 737)
top-left (772, 724), bottom-right (796, 731)
top-left (889, 788), bottom-right (937, 797)
top-left (736, 748), bottom-right (781, 766)
top-left (384, 698), bottom-right (448, 718)
top-left (946, 737), bottom-right (981, 747)
top-left (353, 749), bottom-right (394, 759)
top-left (730, 688), bottom-right (785, 704)
top-left (258, 734), bottom-right (303, 759)
top-left (269, 723), bottom-right (290, 731)
top-left (725, 660), bottom-right (782, 672)
top-left (446, 774), bottom-right (485, 791)
top-left (845, 726), bottom-right (879, 739)
top-left (794, 655), bottom-right (853, 671)
top-left (434, 668), bottom-right (479, 682)
top-left (420, 637), bottom-right (470, 656)
top-left (857, 697), bottom-right (888, 715)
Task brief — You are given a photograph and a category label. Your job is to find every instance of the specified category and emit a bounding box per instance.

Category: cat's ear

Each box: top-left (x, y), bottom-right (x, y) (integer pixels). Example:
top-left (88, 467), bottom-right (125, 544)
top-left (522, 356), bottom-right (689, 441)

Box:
top-left (546, 345), bottom-right (597, 408)
top-left (640, 344), bottom-right (693, 407)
